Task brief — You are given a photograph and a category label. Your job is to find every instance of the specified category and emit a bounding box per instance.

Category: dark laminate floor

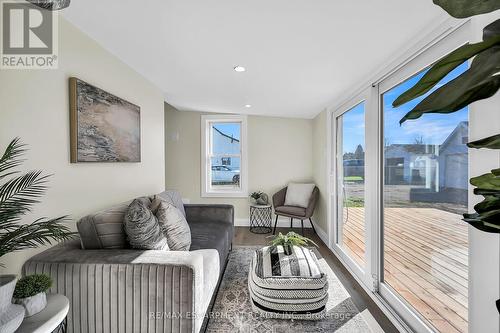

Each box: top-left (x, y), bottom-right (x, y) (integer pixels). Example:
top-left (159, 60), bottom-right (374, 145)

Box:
top-left (233, 226), bottom-right (400, 333)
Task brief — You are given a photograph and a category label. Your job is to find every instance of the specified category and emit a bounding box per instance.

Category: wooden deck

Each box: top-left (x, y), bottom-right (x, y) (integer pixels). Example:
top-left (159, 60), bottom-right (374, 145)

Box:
top-left (341, 207), bottom-right (468, 333)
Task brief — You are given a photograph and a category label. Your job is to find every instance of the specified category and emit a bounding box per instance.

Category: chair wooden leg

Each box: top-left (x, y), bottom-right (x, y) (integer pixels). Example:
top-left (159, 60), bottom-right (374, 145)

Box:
top-left (290, 217), bottom-right (293, 229)
top-left (273, 214), bottom-right (279, 235)
top-left (309, 218), bottom-right (317, 235)
top-left (301, 219), bottom-right (304, 236)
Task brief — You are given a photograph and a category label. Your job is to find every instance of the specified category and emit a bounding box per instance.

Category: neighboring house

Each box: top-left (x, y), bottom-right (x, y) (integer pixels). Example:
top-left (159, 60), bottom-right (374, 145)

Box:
top-left (384, 122), bottom-right (469, 205)
top-left (439, 121), bottom-right (469, 191)
top-left (211, 126), bottom-right (240, 170)
top-left (384, 144), bottom-right (438, 188)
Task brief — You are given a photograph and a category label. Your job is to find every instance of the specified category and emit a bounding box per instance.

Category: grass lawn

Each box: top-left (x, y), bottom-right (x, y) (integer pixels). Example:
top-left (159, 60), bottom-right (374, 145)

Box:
top-left (344, 176), bottom-right (363, 182)
top-left (345, 197), bottom-right (364, 207)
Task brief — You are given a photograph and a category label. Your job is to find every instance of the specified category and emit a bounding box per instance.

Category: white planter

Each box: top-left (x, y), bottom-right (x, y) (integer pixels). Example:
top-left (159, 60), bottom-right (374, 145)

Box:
top-left (0, 275), bottom-right (25, 333)
top-left (14, 292), bottom-right (47, 317)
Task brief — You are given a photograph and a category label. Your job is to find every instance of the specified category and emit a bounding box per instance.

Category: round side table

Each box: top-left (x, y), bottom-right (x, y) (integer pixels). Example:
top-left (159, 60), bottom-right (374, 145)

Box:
top-left (16, 293), bottom-right (69, 333)
top-left (250, 204), bottom-right (272, 234)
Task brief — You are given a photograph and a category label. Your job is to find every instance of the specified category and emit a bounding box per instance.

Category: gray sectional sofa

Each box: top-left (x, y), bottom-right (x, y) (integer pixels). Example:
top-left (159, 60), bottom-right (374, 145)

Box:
top-left (22, 191), bottom-right (234, 333)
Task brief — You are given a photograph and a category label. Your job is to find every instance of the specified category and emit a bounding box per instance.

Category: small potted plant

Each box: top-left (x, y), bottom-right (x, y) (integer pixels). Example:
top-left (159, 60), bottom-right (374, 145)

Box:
top-left (13, 274), bottom-right (53, 317)
top-left (269, 231), bottom-right (318, 255)
top-left (250, 191), bottom-right (269, 205)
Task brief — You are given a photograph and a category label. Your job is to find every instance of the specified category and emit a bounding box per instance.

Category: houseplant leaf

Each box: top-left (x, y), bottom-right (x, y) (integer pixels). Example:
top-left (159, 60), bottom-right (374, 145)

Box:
top-left (470, 169), bottom-right (500, 190)
top-left (433, 0), bottom-right (500, 18)
top-left (473, 195), bottom-right (500, 214)
top-left (399, 47), bottom-right (500, 124)
top-left (483, 19), bottom-right (500, 40)
top-left (463, 168), bottom-right (500, 233)
top-left (463, 212), bottom-right (500, 233)
top-left (393, 35), bottom-right (500, 107)
top-left (467, 134), bottom-right (500, 149)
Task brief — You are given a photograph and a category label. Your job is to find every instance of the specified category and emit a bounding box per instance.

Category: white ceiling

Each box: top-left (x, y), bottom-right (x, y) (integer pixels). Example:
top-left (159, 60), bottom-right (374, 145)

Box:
top-left (63, 0), bottom-right (447, 119)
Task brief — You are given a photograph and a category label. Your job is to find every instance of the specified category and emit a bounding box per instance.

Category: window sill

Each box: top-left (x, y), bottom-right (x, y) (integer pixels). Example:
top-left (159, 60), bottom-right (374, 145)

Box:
top-left (201, 191), bottom-right (248, 198)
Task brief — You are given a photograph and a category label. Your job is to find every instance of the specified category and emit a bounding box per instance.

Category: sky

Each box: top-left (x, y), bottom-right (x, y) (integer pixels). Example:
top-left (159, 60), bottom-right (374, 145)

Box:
top-left (342, 62), bottom-right (469, 154)
top-left (213, 123), bottom-right (240, 140)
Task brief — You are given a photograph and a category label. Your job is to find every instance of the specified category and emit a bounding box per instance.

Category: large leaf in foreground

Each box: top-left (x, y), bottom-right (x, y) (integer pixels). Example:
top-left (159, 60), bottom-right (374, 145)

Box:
top-left (463, 212), bottom-right (500, 233)
top-left (467, 134), bottom-right (500, 149)
top-left (399, 47), bottom-right (500, 124)
top-left (393, 35), bottom-right (500, 107)
top-left (434, 0), bottom-right (500, 18)
top-left (473, 195), bottom-right (500, 214)
top-left (470, 168), bottom-right (500, 190)
top-left (463, 169), bottom-right (500, 233)
top-left (483, 18), bottom-right (500, 40)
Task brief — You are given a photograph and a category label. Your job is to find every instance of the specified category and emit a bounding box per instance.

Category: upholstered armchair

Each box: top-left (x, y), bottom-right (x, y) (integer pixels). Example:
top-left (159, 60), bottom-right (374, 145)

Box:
top-left (272, 186), bottom-right (319, 235)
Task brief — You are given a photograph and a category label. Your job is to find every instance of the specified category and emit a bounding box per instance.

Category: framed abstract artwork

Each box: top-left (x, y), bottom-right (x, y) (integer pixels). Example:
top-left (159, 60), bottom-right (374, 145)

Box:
top-left (69, 77), bottom-right (141, 162)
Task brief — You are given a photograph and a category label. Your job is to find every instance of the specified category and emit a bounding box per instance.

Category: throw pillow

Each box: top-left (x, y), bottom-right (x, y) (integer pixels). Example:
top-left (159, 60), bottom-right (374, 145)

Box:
top-left (156, 190), bottom-right (186, 218)
top-left (154, 198), bottom-right (191, 251)
top-left (284, 183), bottom-right (315, 208)
top-left (124, 197), bottom-right (169, 250)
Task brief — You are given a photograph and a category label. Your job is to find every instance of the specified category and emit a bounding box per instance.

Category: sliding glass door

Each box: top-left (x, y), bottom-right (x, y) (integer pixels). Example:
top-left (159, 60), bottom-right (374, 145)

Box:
top-left (330, 21), bottom-right (471, 333)
top-left (379, 62), bottom-right (469, 333)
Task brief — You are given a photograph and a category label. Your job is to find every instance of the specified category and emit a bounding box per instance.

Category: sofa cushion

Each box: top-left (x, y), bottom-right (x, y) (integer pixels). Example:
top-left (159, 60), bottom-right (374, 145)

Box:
top-left (157, 190), bottom-right (186, 218)
top-left (189, 220), bottom-right (231, 273)
top-left (124, 197), bottom-right (169, 250)
top-left (275, 205), bottom-right (306, 217)
top-left (284, 183), bottom-right (315, 208)
top-left (154, 199), bottom-right (191, 251)
top-left (77, 201), bottom-right (130, 249)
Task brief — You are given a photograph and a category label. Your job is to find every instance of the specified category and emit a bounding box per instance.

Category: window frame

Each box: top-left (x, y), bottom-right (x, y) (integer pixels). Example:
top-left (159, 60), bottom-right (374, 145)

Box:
top-left (201, 114), bottom-right (248, 197)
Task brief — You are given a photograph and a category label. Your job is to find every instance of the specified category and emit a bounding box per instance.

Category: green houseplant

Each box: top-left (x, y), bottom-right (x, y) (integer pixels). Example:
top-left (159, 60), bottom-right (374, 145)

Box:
top-left (13, 274), bottom-right (53, 317)
top-left (0, 138), bottom-right (74, 331)
top-left (393, 1), bottom-right (500, 234)
top-left (269, 231), bottom-right (318, 255)
top-left (250, 191), bottom-right (269, 205)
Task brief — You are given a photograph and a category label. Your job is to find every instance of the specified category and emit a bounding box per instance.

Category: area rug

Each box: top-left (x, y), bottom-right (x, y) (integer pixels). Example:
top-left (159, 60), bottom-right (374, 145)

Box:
top-left (206, 246), bottom-right (373, 333)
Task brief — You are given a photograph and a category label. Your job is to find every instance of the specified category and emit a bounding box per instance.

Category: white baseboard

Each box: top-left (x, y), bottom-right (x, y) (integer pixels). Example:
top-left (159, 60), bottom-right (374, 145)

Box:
top-left (314, 225), bottom-right (329, 245)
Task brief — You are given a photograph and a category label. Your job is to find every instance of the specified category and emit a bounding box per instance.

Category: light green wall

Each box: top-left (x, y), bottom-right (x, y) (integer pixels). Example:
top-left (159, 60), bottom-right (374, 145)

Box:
top-left (0, 18), bottom-right (165, 274)
top-left (165, 106), bottom-right (316, 222)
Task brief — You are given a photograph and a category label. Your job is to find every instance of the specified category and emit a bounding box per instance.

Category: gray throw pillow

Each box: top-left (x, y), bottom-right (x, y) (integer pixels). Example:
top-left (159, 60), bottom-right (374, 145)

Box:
top-left (124, 197), bottom-right (169, 250)
top-left (153, 197), bottom-right (191, 251)
top-left (157, 190), bottom-right (186, 218)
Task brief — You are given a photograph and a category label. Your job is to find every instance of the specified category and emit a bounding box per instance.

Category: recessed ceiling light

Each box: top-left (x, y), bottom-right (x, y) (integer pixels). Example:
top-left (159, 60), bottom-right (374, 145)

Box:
top-left (244, 104), bottom-right (252, 108)
top-left (234, 66), bottom-right (246, 72)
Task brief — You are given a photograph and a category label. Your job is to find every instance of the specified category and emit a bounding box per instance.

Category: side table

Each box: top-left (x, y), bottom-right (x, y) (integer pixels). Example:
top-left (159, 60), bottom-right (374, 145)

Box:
top-left (16, 293), bottom-right (69, 333)
top-left (250, 204), bottom-right (272, 234)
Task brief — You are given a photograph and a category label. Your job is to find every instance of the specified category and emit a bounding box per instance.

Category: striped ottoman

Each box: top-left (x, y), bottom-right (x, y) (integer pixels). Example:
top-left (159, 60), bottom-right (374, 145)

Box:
top-left (248, 245), bottom-right (328, 320)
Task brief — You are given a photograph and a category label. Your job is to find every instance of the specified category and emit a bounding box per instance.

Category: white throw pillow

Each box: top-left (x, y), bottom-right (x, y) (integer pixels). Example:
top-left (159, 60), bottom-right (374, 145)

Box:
top-left (284, 183), bottom-right (315, 208)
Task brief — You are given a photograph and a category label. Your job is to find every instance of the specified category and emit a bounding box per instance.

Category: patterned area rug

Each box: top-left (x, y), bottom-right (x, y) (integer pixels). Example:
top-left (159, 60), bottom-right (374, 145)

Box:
top-left (206, 246), bottom-right (373, 333)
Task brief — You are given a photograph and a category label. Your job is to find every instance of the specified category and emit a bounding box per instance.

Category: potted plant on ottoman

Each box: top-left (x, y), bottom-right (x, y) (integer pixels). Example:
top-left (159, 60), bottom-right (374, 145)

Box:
top-left (269, 231), bottom-right (317, 255)
top-left (13, 274), bottom-right (52, 317)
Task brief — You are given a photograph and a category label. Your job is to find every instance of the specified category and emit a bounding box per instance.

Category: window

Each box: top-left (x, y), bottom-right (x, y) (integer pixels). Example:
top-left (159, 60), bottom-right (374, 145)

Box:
top-left (201, 115), bottom-right (247, 197)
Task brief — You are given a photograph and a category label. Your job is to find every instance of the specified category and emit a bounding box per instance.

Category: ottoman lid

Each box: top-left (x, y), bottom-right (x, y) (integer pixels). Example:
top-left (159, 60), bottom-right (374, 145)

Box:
top-left (250, 246), bottom-right (327, 290)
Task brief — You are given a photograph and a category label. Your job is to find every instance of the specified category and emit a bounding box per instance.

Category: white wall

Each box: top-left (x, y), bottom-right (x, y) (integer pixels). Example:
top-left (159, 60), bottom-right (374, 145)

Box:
top-left (312, 110), bottom-right (328, 233)
top-left (468, 13), bottom-right (500, 333)
top-left (0, 18), bottom-right (165, 275)
top-left (165, 105), bottom-right (314, 223)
